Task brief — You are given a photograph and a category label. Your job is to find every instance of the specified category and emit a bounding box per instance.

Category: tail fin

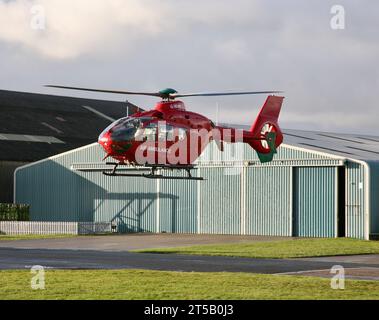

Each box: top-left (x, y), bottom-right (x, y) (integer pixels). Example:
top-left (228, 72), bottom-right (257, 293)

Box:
top-left (249, 95), bottom-right (284, 163)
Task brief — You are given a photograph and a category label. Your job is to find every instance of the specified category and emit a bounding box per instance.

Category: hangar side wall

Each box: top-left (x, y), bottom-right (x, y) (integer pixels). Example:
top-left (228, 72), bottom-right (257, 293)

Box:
top-left (15, 144), bottom-right (158, 232)
top-left (15, 142), bottom-right (368, 239)
top-left (368, 161), bottom-right (379, 238)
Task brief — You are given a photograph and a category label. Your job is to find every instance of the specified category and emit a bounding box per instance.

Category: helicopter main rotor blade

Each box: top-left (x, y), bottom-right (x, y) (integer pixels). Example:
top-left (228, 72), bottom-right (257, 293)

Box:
top-left (45, 85), bottom-right (283, 100)
top-left (171, 91), bottom-right (283, 98)
top-left (45, 85), bottom-right (163, 97)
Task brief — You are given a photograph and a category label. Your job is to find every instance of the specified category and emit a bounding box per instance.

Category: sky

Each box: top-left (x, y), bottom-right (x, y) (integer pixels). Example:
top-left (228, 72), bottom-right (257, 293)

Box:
top-left (0, 0), bottom-right (378, 135)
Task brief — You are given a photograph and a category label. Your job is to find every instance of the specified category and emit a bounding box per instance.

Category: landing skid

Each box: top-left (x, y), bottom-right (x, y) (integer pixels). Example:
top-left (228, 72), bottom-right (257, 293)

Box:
top-left (103, 162), bottom-right (204, 181)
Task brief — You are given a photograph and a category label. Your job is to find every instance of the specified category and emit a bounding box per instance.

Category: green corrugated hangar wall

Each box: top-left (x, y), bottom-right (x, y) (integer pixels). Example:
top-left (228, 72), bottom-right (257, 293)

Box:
top-left (15, 142), bottom-right (373, 239)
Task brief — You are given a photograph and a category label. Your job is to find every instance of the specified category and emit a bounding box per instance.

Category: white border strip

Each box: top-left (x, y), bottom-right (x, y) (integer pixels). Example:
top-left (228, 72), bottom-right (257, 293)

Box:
top-left (197, 168), bottom-right (201, 234)
top-left (156, 177), bottom-right (160, 233)
top-left (350, 159), bottom-right (371, 240)
top-left (335, 167), bottom-right (338, 238)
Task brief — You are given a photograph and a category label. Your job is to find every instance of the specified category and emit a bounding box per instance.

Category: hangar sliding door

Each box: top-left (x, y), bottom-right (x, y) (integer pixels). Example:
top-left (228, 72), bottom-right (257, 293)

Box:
top-left (159, 173), bottom-right (198, 234)
top-left (198, 167), bottom-right (241, 234)
top-left (245, 167), bottom-right (292, 236)
top-left (293, 167), bottom-right (336, 237)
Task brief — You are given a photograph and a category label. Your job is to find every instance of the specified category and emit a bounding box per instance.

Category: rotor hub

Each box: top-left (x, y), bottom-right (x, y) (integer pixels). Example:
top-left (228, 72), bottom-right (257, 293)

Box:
top-left (158, 88), bottom-right (178, 100)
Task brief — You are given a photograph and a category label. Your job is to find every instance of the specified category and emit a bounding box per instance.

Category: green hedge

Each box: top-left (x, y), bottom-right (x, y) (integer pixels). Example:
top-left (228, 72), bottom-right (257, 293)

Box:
top-left (0, 204), bottom-right (30, 221)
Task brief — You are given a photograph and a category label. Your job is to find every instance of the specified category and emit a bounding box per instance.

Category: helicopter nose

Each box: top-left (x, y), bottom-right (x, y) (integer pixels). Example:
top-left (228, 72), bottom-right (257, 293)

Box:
top-left (98, 131), bottom-right (112, 152)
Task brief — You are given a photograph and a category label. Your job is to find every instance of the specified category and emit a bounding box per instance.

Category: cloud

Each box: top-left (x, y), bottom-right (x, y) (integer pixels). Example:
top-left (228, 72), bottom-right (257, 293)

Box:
top-left (0, 0), bottom-right (262, 59)
top-left (213, 39), bottom-right (250, 62)
top-left (0, 0), bottom-right (169, 59)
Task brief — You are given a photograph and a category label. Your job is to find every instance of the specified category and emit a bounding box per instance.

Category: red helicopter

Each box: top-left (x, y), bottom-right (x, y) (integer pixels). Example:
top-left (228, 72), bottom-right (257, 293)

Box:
top-left (46, 86), bottom-right (284, 180)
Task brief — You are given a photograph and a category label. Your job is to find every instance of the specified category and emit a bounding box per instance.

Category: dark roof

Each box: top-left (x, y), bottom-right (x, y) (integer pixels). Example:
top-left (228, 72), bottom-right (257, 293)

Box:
top-left (0, 89), bottom-right (139, 162)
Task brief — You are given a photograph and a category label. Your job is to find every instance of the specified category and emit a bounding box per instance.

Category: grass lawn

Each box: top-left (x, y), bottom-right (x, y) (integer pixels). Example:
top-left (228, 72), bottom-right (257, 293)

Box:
top-left (0, 234), bottom-right (76, 241)
top-left (0, 269), bottom-right (378, 300)
top-left (133, 238), bottom-right (379, 259)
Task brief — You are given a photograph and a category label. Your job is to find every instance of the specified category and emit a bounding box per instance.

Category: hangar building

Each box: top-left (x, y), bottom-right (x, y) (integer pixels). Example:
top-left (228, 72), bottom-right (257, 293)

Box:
top-left (0, 89), bottom-right (136, 202)
top-left (14, 129), bottom-right (379, 240)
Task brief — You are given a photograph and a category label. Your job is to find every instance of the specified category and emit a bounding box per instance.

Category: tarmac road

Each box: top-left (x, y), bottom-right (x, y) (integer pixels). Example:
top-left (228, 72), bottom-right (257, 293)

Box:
top-left (0, 247), bottom-right (375, 274)
top-left (1, 234), bottom-right (379, 279)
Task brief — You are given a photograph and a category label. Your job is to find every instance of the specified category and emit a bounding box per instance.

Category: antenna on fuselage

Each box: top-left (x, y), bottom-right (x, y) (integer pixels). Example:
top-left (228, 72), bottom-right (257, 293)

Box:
top-left (216, 102), bottom-right (220, 126)
top-left (125, 99), bottom-right (130, 117)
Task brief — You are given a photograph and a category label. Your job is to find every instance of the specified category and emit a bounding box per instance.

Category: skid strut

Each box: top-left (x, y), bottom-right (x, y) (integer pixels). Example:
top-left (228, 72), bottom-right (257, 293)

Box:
top-left (103, 162), bottom-right (204, 181)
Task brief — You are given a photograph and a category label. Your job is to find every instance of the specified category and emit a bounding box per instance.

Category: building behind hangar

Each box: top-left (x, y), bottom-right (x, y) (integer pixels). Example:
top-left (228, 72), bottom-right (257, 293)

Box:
top-left (14, 129), bottom-right (379, 240)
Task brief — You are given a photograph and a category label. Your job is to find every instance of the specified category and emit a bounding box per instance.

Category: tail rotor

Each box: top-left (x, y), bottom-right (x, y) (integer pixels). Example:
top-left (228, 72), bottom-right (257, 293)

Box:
top-left (248, 95), bottom-right (284, 163)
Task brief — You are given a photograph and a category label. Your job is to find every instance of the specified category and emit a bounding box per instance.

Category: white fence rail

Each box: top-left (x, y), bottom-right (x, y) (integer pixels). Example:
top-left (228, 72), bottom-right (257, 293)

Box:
top-left (0, 222), bottom-right (112, 235)
top-left (78, 222), bottom-right (112, 235)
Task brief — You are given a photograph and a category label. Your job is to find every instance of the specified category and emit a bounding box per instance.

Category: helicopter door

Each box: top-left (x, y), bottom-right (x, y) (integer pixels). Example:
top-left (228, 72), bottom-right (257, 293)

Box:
top-left (170, 127), bottom-right (190, 164)
top-left (158, 123), bottom-right (174, 142)
top-left (177, 128), bottom-right (186, 141)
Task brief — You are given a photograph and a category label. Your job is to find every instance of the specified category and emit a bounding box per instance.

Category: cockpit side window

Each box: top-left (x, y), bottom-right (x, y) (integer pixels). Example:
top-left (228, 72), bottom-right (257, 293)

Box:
top-left (105, 116), bottom-right (157, 142)
top-left (99, 117), bottom-right (127, 139)
top-left (134, 121), bottom-right (158, 142)
top-left (143, 123), bottom-right (158, 141)
top-left (110, 118), bottom-right (143, 142)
